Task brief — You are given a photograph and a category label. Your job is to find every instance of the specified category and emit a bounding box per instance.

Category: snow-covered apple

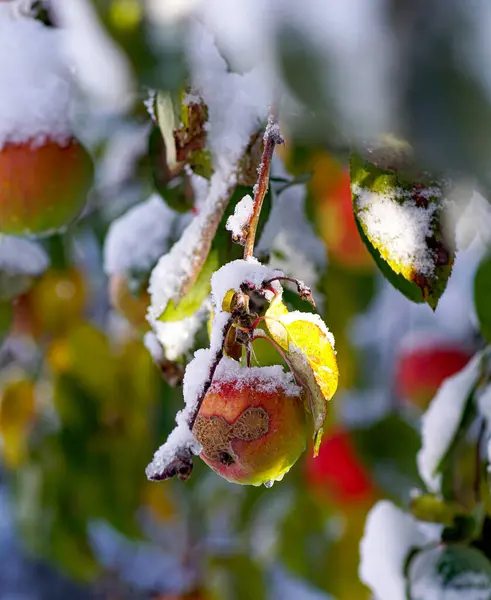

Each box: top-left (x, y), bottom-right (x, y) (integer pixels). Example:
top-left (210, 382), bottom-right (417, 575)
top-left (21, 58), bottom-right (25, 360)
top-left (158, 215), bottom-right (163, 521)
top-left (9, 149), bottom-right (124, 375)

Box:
top-left (0, 11), bottom-right (93, 237)
top-left (193, 359), bottom-right (309, 486)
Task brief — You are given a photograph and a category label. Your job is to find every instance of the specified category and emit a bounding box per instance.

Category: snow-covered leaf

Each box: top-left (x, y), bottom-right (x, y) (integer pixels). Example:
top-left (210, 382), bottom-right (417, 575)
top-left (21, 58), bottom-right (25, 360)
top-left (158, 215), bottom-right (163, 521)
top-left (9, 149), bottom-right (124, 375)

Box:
top-left (159, 250), bottom-right (217, 322)
top-left (351, 150), bottom-right (454, 310)
top-left (417, 352), bottom-right (483, 494)
top-left (265, 296), bottom-right (338, 451)
top-left (359, 500), bottom-right (430, 600)
top-left (408, 545), bottom-right (491, 600)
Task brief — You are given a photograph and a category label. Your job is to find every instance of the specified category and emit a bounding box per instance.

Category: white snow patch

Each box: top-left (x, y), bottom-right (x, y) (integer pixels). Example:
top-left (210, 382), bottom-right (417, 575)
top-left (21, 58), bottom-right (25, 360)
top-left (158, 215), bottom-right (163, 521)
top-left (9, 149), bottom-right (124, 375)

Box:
top-left (154, 304), bottom-right (208, 361)
top-left (148, 168), bottom-right (234, 324)
top-left (0, 14), bottom-right (74, 149)
top-left (186, 19), bottom-right (270, 174)
top-left (212, 355), bottom-right (301, 397)
top-left (417, 352), bottom-right (482, 493)
top-left (103, 195), bottom-right (178, 277)
top-left (359, 500), bottom-right (430, 600)
top-left (353, 183), bottom-right (440, 276)
top-left (226, 194), bottom-right (254, 239)
top-left (0, 235), bottom-right (49, 276)
top-left (143, 331), bottom-right (164, 364)
top-left (210, 258), bottom-right (283, 310)
top-left (145, 310), bottom-right (231, 479)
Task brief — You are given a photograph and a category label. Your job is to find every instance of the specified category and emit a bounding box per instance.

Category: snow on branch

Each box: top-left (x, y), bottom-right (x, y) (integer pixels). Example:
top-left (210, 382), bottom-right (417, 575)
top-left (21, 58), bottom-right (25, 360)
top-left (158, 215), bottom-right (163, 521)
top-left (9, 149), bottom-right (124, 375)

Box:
top-left (145, 311), bottom-right (233, 481)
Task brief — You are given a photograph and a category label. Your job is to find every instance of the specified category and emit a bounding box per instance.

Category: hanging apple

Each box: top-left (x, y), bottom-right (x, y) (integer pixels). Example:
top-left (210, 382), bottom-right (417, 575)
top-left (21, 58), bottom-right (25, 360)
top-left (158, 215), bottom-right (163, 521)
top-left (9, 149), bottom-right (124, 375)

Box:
top-left (0, 8), bottom-right (93, 237)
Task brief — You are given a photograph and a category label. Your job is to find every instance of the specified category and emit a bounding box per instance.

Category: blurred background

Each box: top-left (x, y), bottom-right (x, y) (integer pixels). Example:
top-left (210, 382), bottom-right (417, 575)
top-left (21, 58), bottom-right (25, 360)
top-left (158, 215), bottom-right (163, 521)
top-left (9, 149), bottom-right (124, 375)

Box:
top-left (2, 0), bottom-right (491, 598)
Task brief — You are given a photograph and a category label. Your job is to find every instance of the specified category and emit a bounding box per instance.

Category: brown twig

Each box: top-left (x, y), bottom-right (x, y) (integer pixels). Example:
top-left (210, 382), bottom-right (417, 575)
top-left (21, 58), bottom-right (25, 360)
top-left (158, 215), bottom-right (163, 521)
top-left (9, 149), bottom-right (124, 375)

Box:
top-left (243, 109), bottom-right (284, 260)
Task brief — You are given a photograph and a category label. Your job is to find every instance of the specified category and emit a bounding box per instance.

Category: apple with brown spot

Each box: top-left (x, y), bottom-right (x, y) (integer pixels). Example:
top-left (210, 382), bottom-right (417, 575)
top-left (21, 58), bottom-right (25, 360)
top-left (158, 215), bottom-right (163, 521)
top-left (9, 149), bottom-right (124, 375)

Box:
top-left (193, 363), bottom-right (309, 486)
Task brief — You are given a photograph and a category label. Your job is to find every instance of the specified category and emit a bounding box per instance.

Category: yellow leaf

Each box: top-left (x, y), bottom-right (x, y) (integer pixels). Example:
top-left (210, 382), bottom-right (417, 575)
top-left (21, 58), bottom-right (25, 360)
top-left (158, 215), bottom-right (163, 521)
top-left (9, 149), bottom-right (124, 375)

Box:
top-left (0, 378), bottom-right (36, 467)
top-left (265, 296), bottom-right (338, 451)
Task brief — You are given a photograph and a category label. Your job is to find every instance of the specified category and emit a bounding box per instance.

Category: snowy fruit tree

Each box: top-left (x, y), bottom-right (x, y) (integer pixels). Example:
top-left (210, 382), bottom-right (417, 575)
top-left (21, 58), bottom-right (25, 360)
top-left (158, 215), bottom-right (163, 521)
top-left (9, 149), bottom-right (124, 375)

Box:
top-left (3, 0), bottom-right (491, 598)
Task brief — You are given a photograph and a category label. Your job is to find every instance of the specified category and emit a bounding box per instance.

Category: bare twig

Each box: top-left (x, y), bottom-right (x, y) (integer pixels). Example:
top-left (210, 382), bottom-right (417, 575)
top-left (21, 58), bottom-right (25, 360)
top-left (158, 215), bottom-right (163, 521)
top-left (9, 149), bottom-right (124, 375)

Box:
top-left (243, 109), bottom-right (284, 260)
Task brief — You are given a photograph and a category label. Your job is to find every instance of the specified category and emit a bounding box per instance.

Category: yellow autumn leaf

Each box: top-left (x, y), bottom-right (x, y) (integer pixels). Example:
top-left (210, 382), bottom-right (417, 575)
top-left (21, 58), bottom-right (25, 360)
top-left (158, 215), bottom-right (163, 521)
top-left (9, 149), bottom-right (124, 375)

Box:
top-left (265, 296), bottom-right (338, 452)
top-left (0, 378), bottom-right (36, 467)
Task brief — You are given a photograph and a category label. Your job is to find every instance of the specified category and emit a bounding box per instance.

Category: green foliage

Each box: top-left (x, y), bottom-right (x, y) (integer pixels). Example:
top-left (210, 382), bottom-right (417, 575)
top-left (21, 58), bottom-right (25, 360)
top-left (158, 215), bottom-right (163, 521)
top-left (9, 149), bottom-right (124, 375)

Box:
top-left (475, 254), bottom-right (491, 343)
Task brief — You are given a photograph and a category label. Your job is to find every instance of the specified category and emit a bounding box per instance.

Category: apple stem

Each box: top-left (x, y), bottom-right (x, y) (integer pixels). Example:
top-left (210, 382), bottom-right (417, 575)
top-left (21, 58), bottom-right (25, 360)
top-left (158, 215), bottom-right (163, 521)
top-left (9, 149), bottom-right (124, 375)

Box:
top-left (263, 276), bottom-right (316, 308)
top-left (243, 108), bottom-right (283, 260)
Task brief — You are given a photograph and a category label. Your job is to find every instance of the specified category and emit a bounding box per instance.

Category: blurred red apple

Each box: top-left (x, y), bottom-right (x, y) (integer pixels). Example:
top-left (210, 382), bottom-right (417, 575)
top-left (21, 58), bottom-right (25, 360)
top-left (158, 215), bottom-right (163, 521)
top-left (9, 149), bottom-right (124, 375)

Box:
top-left (0, 138), bottom-right (93, 237)
top-left (306, 428), bottom-right (375, 505)
top-left (395, 341), bottom-right (473, 409)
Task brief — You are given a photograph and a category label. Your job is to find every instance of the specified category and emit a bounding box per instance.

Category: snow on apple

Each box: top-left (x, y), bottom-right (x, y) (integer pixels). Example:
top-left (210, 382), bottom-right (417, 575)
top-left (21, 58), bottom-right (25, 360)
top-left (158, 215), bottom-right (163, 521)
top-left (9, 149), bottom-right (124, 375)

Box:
top-left (0, 7), bottom-right (93, 236)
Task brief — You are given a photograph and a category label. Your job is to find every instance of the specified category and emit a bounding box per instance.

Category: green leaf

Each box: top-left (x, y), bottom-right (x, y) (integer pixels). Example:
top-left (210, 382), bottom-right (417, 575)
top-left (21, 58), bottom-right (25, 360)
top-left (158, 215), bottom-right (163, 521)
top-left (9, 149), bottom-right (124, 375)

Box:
top-left (475, 254), bottom-right (491, 343)
top-left (0, 300), bottom-right (12, 344)
top-left (159, 248), bottom-right (218, 322)
top-left (407, 545), bottom-right (491, 599)
top-left (352, 414), bottom-right (423, 503)
top-left (265, 296), bottom-right (339, 449)
top-left (351, 150), bottom-right (454, 310)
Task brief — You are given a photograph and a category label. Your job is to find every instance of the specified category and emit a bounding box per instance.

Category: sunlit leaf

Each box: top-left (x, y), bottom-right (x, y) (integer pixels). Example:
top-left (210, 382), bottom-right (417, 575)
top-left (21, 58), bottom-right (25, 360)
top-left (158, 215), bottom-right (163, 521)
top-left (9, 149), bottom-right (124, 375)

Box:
top-left (0, 378), bottom-right (35, 467)
top-left (265, 296), bottom-right (338, 449)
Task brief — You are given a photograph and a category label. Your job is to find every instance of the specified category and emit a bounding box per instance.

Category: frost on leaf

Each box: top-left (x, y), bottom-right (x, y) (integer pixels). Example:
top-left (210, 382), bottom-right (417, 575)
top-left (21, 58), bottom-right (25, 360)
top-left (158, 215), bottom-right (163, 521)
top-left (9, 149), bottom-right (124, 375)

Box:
top-left (408, 545), bottom-right (491, 600)
top-left (417, 352), bottom-right (483, 494)
top-left (351, 148), bottom-right (455, 310)
top-left (265, 296), bottom-right (338, 452)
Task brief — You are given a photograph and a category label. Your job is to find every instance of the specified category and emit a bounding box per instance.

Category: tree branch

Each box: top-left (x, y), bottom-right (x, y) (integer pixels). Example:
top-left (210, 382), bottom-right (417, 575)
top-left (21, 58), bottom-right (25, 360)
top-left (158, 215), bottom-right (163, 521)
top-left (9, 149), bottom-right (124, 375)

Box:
top-left (243, 109), bottom-right (283, 260)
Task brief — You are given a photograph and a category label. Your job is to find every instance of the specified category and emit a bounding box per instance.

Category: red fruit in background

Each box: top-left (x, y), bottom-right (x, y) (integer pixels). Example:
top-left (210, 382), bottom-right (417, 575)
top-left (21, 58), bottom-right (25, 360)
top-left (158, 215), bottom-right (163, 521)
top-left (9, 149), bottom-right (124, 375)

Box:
top-left (306, 429), bottom-right (375, 505)
top-left (395, 343), bottom-right (473, 409)
top-left (193, 364), bottom-right (309, 486)
top-left (0, 138), bottom-right (93, 236)
top-left (311, 155), bottom-right (373, 271)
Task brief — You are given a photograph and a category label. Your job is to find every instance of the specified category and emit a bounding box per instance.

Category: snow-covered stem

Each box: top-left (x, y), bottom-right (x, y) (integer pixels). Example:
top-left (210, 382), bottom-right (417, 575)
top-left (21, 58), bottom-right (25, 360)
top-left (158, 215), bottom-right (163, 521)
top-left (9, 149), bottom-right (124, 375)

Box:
top-left (147, 314), bottom-right (234, 482)
top-left (243, 108), bottom-right (283, 260)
